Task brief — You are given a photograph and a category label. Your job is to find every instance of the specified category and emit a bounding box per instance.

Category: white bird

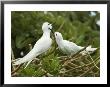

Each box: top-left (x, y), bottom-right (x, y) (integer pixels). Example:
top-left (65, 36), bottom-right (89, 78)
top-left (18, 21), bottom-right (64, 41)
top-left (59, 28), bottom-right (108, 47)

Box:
top-left (13, 22), bottom-right (53, 68)
top-left (54, 32), bottom-right (97, 55)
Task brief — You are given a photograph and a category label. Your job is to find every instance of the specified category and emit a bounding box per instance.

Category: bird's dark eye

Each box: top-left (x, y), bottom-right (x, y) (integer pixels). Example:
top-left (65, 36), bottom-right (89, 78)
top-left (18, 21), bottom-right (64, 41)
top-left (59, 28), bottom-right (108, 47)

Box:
top-left (48, 23), bottom-right (50, 25)
top-left (56, 34), bottom-right (57, 36)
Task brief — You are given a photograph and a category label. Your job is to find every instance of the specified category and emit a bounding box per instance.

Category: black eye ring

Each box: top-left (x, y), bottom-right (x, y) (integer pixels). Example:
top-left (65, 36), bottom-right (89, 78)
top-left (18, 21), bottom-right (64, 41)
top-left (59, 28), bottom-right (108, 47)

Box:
top-left (49, 28), bottom-right (51, 30)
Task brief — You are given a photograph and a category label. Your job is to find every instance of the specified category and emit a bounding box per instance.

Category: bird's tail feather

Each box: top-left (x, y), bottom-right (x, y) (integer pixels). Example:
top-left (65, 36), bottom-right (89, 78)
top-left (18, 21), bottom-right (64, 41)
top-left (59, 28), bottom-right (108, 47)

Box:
top-left (86, 45), bottom-right (97, 52)
top-left (13, 57), bottom-right (32, 65)
top-left (80, 45), bottom-right (97, 55)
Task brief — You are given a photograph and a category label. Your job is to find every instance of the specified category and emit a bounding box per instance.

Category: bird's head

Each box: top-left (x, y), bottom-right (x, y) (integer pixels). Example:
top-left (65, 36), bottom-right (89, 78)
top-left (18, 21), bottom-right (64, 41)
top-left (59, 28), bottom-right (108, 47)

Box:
top-left (54, 32), bottom-right (63, 41)
top-left (42, 22), bottom-right (53, 33)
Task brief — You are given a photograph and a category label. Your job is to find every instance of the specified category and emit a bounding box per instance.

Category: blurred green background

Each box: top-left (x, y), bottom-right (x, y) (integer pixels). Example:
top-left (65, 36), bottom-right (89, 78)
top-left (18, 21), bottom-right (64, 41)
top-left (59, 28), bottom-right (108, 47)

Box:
top-left (11, 11), bottom-right (100, 77)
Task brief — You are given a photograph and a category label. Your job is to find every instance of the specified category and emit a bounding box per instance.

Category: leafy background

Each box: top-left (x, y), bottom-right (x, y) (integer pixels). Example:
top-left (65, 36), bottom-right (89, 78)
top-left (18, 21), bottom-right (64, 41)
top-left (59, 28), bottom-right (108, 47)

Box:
top-left (11, 11), bottom-right (100, 77)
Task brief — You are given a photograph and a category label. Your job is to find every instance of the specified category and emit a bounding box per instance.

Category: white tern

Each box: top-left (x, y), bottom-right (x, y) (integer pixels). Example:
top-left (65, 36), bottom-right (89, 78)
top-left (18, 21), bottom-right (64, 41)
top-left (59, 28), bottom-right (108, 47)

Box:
top-left (54, 32), bottom-right (97, 55)
top-left (13, 22), bottom-right (53, 68)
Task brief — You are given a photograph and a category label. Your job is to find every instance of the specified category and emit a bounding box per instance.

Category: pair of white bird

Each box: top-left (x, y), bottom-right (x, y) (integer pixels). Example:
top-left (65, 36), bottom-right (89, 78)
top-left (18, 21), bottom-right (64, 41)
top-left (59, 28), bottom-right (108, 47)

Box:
top-left (13, 22), bottom-right (97, 68)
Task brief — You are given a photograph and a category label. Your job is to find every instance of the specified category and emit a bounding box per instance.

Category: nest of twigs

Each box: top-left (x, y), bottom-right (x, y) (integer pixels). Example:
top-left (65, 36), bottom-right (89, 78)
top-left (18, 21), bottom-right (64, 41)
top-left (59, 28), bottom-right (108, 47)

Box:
top-left (11, 45), bottom-right (100, 77)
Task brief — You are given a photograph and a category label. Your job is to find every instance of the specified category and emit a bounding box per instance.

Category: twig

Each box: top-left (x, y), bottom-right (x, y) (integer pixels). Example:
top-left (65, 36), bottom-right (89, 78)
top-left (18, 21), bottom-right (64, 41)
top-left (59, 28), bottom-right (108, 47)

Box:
top-left (46, 73), bottom-right (54, 77)
top-left (87, 52), bottom-right (100, 70)
top-left (94, 70), bottom-right (100, 76)
top-left (29, 44), bottom-right (32, 50)
top-left (11, 73), bottom-right (18, 77)
top-left (11, 48), bottom-right (15, 60)
top-left (70, 55), bottom-right (87, 62)
top-left (11, 64), bottom-right (23, 75)
top-left (64, 56), bottom-right (99, 73)
top-left (11, 48), bottom-right (15, 70)
top-left (79, 58), bottom-right (100, 77)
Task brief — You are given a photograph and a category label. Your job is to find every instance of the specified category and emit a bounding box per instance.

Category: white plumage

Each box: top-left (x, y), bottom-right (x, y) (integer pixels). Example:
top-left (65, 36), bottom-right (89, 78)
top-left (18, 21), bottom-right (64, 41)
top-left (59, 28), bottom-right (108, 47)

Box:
top-left (13, 22), bottom-right (53, 67)
top-left (54, 32), bottom-right (97, 55)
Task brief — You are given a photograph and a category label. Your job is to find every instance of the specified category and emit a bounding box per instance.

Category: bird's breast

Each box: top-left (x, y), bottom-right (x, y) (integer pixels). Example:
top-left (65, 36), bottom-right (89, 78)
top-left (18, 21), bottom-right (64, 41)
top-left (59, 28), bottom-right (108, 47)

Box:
top-left (36, 37), bottom-right (52, 54)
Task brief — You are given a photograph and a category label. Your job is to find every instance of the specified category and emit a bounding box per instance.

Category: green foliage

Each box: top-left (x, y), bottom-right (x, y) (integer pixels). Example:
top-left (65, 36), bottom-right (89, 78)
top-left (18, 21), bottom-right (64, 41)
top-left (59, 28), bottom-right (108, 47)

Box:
top-left (42, 54), bottom-right (61, 75)
top-left (11, 11), bottom-right (100, 77)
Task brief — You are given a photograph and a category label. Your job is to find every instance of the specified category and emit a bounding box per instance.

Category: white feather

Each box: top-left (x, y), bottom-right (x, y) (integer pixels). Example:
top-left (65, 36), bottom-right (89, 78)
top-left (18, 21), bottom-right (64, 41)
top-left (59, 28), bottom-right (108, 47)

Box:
top-left (54, 32), bottom-right (97, 55)
top-left (13, 22), bottom-right (52, 67)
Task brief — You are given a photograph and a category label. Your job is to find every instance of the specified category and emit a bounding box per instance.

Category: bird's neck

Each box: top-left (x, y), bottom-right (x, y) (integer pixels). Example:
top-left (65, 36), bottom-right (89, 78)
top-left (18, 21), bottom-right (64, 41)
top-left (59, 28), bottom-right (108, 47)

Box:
top-left (43, 31), bottom-right (50, 38)
top-left (56, 38), bottom-right (63, 46)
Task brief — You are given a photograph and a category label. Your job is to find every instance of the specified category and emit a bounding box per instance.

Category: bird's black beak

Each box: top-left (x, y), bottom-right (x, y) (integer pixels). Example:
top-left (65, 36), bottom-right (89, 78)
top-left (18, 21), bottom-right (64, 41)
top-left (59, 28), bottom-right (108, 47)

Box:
top-left (51, 30), bottom-right (54, 34)
top-left (49, 28), bottom-right (54, 34)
